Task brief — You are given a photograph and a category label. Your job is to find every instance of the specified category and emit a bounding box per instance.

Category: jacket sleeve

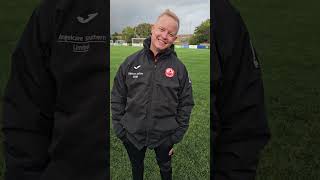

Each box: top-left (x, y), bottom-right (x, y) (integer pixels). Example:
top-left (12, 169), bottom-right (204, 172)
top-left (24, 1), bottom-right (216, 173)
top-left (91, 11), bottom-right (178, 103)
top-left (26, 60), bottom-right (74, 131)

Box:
top-left (111, 63), bottom-right (127, 140)
top-left (212, 0), bottom-right (270, 179)
top-left (171, 64), bottom-right (195, 144)
top-left (2, 3), bottom-right (56, 180)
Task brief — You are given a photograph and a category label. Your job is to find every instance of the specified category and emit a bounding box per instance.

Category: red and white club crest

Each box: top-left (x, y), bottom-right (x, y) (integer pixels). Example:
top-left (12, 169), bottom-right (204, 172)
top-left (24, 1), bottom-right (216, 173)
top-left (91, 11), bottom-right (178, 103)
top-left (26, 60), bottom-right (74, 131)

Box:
top-left (165, 68), bottom-right (175, 78)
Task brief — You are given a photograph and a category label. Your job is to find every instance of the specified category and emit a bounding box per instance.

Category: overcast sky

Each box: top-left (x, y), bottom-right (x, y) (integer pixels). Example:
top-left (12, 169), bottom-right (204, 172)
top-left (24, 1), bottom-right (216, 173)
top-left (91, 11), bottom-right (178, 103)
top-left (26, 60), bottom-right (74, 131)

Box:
top-left (110, 0), bottom-right (210, 35)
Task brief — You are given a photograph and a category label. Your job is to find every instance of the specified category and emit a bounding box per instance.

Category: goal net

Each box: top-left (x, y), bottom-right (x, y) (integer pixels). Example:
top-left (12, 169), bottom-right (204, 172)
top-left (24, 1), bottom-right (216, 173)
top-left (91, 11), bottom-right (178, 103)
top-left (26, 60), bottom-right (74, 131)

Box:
top-left (132, 38), bottom-right (146, 47)
top-left (114, 39), bottom-right (127, 46)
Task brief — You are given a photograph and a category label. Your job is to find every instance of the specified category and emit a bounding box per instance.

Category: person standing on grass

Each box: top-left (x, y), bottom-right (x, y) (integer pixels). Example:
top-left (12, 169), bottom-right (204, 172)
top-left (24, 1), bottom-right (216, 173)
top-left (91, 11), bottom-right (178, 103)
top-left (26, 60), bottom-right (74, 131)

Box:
top-left (111, 9), bottom-right (194, 180)
top-left (212, 0), bottom-right (270, 179)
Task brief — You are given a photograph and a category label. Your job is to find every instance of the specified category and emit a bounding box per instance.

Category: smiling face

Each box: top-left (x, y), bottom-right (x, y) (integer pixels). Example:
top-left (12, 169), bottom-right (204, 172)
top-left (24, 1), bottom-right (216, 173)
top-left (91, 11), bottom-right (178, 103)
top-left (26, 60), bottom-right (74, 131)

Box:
top-left (150, 15), bottom-right (178, 56)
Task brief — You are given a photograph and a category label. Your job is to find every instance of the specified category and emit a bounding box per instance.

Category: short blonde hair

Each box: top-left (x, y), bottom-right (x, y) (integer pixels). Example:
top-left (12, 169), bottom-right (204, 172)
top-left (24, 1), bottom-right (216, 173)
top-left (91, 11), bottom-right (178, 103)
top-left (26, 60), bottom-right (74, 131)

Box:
top-left (157, 9), bottom-right (180, 32)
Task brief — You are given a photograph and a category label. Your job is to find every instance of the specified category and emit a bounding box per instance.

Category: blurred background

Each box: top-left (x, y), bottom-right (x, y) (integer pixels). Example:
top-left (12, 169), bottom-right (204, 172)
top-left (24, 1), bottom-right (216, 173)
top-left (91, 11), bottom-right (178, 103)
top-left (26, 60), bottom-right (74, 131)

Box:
top-left (0, 0), bottom-right (319, 179)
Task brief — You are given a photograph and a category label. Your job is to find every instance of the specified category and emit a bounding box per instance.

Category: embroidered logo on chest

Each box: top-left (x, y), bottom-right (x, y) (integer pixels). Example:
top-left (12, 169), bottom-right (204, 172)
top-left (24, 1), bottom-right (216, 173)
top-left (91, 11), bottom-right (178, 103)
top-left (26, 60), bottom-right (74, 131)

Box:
top-left (128, 72), bottom-right (143, 79)
top-left (57, 34), bottom-right (106, 53)
top-left (165, 68), bottom-right (175, 78)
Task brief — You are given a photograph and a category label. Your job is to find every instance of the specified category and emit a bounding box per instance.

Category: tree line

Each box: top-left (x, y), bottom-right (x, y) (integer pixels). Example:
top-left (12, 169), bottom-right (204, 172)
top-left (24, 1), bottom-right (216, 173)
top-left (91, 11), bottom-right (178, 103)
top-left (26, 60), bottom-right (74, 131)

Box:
top-left (111, 19), bottom-right (210, 45)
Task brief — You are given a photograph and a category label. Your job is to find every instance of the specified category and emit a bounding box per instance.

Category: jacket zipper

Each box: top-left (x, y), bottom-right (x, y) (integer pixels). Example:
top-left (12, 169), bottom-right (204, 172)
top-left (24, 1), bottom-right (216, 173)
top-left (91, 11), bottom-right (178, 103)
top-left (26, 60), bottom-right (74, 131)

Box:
top-left (145, 59), bottom-right (157, 146)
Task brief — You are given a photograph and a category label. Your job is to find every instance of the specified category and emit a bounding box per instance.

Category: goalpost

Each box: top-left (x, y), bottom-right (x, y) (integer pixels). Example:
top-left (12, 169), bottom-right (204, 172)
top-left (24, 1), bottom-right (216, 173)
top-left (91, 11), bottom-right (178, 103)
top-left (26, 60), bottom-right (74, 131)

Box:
top-left (131, 38), bottom-right (146, 47)
top-left (114, 39), bottom-right (128, 46)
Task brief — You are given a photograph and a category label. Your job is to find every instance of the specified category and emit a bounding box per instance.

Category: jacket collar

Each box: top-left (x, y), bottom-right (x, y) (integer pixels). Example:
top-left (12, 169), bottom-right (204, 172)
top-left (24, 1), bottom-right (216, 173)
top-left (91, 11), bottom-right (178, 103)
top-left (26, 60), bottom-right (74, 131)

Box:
top-left (143, 36), bottom-right (177, 60)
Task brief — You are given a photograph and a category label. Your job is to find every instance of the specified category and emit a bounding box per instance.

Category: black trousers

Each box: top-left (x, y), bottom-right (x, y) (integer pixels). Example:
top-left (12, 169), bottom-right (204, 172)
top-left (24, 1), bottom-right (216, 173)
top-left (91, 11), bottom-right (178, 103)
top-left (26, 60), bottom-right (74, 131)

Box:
top-left (123, 138), bottom-right (173, 180)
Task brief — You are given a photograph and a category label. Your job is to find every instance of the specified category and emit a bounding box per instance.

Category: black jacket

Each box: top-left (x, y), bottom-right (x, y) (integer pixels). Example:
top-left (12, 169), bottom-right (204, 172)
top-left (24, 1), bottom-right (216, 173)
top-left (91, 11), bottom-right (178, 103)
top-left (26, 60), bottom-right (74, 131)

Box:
top-left (111, 37), bottom-right (194, 150)
top-left (212, 0), bottom-right (270, 179)
top-left (2, 0), bottom-right (109, 179)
